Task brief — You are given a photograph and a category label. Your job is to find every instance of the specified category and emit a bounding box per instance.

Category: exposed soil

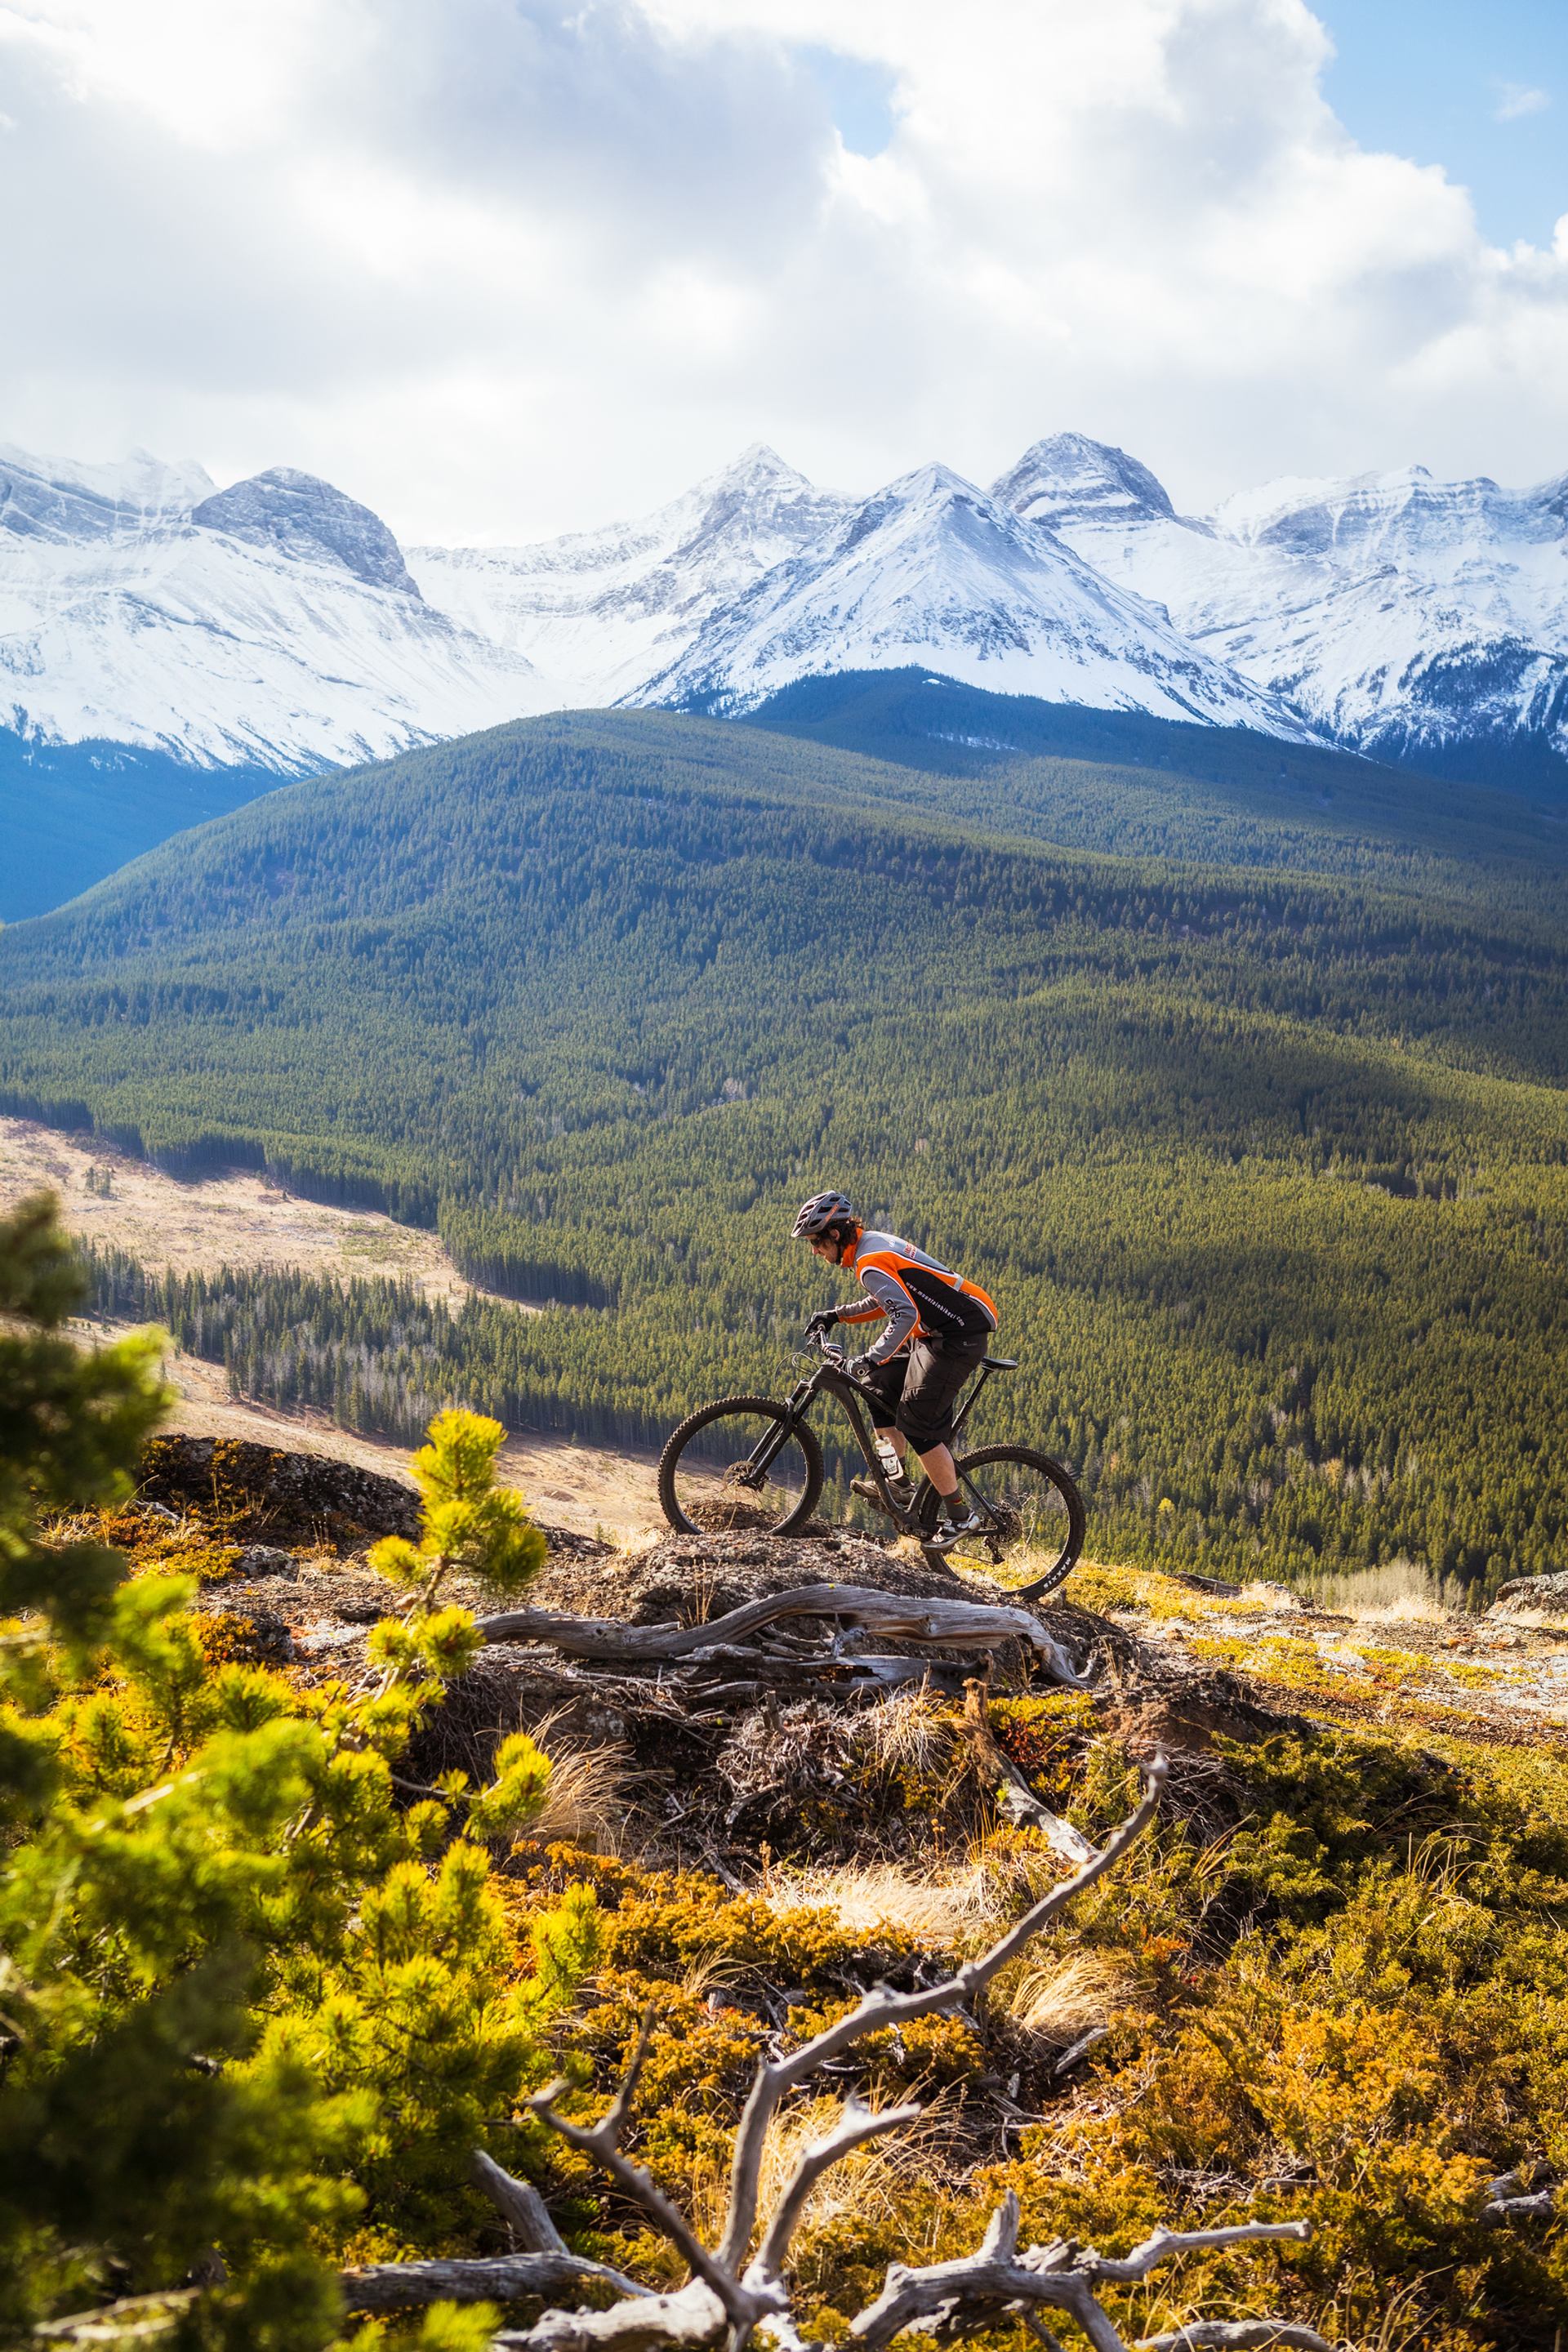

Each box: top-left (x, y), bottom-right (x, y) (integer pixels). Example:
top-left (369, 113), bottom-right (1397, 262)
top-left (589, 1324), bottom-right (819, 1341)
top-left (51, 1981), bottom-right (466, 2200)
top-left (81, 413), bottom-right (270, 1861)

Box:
top-left (2, 1115), bottom-right (476, 1303)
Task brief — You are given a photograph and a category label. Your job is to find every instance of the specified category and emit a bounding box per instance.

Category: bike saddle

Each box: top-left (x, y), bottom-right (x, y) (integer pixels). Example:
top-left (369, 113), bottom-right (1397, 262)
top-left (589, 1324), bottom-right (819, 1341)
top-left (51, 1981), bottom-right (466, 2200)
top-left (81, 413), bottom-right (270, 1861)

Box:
top-left (983, 1354), bottom-right (1019, 1370)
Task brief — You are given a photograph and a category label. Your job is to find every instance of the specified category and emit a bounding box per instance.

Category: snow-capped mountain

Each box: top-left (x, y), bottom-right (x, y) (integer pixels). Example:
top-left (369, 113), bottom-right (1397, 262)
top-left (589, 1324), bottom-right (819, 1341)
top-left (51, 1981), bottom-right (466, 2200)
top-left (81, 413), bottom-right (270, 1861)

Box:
top-left (7, 425), bottom-right (1568, 804)
top-left (996, 434), bottom-right (1568, 768)
top-left (408, 443), bottom-right (852, 703)
top-left (0, 444), bottom-right (551, 772)
top-left (633, 461), bottom-right (1313, 736)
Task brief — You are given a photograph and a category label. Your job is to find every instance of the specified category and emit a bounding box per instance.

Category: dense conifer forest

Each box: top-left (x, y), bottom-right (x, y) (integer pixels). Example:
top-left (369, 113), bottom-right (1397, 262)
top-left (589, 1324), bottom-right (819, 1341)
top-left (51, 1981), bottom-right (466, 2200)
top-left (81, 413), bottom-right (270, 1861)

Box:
top-left (9, 706), bottom-right (1568, 1592)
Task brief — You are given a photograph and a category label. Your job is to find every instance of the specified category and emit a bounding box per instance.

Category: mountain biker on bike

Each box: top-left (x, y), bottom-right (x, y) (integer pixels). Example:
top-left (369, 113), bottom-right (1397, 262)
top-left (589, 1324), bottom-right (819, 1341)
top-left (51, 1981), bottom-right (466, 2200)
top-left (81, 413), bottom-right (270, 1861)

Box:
top-left (792, 1191), bottom-right (996, 1533)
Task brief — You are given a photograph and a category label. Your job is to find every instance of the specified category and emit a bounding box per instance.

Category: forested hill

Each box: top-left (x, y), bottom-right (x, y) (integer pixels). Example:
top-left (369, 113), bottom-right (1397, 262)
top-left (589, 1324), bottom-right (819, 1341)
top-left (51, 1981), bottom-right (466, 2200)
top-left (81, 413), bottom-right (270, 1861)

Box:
top-left (7, 705), bottom-right (1568, 1588)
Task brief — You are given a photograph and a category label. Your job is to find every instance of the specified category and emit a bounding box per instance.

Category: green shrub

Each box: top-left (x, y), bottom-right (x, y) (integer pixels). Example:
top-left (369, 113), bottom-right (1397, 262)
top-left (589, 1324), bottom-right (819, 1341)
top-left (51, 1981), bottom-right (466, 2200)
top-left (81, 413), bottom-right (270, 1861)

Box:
top-left (0, 1199), bottom-right (595, 2345)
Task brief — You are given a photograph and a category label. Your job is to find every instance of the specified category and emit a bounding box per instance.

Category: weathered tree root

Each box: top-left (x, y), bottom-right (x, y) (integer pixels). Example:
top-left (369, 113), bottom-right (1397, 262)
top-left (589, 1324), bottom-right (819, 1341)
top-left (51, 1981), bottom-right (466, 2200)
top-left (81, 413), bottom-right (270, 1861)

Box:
top-left (1136, 2326), bottom-right (1333, 2350)
top-left (341, 2252), bottom-right (650, 2316)
top-left (474, 1584), bottom-right (1089, 1687)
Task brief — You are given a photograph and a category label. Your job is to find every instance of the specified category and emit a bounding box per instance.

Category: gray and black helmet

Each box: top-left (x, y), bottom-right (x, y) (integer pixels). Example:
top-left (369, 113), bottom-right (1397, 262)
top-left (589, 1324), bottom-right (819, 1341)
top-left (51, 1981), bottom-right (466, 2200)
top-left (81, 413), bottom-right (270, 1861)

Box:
top-left (791, 1190), bottom-right (858, 1241)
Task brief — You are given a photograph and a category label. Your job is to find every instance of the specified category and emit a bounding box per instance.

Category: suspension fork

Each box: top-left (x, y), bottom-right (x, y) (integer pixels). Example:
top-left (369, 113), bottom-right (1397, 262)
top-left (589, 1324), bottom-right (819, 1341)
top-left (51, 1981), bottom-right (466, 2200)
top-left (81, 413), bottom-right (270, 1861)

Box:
top-left (739, 1369), bottom-right (826, 1484)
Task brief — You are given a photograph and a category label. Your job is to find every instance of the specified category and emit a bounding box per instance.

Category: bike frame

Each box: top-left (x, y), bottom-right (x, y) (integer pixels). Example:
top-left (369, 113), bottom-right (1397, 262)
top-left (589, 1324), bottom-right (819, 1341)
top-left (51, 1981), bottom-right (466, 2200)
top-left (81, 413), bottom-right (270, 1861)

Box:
top-left (737, 1336), bottom-right (1009, 1534)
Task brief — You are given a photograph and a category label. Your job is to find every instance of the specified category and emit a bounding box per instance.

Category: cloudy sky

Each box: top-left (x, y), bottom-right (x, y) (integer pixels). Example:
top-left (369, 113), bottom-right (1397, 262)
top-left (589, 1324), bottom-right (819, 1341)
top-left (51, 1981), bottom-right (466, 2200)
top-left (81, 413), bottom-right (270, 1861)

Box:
top-left (2, 0), bottom-right (1566, 542)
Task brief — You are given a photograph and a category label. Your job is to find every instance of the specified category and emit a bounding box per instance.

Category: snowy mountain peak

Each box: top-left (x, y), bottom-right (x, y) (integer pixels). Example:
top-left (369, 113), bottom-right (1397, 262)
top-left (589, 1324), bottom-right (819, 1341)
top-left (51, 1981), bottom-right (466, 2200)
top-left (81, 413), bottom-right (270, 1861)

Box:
top-left (407, 446), bottom-right (853, 703)
top-left (10, 423), bottom-right (1568, 805)
top-left (0, 443), bottom-right (215, 544)
top-left (636, 461), bottom-right (1313, 737)
top-left (190, 467), bottom-right (419, 596)
top-left (991, 434), bottom-right (1176, 531)
top-left (670, 443), bottom-right (844, 554)
top-left (707, 442), bottom-right (808, 488)
top-left (1206, 463), bottom-right (1541, 559)
top-left (1031, 444), bottom-right (1568, 771)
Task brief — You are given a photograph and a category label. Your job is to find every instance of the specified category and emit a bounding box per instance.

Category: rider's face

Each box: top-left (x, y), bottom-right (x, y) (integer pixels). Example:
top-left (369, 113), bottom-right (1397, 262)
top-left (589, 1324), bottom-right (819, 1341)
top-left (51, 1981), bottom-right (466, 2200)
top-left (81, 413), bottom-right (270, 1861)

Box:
top-left (810, 1232), bottom-right (850, 1264)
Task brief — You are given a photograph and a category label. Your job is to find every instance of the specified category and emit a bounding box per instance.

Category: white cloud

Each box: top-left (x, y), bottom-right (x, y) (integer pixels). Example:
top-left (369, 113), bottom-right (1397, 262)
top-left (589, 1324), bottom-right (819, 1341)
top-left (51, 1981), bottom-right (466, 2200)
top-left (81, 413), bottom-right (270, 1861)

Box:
top-left (1493, 80), bottom-right (1550, 122)
top-left (1, 0), bottom-right (1566, 541)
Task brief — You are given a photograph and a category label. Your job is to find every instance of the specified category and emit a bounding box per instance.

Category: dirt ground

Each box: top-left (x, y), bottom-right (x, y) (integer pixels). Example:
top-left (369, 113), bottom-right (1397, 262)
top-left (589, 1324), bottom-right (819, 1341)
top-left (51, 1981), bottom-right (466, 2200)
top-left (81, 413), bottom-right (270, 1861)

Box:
top-left (2, 1116), bottom-right (479, 1305)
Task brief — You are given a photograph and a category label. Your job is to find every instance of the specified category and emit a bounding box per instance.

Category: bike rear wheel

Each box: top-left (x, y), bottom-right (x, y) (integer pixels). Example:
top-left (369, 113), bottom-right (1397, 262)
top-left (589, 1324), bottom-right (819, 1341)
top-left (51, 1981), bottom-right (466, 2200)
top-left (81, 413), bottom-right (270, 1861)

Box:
top-left (920, 1444), bottom-right (1085, 1598)
top-left (658, 1396), bottom-right (825, 1536)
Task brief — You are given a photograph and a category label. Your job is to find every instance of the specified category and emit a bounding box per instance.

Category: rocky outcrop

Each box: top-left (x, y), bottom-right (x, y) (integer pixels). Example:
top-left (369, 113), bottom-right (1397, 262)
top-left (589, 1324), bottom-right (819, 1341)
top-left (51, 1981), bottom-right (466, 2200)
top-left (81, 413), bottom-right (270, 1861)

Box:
top-left (1491, 1569), bottom-right (1568, 1616)
top-left (138, 1432), bottom-right (425, 1546)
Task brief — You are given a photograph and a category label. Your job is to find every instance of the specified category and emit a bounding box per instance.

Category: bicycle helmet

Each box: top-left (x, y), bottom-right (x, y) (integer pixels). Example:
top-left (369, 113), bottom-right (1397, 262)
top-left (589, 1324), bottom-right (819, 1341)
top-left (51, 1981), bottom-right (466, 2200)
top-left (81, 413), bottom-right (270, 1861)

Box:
top-left (791, 1190), bottom-right (858, 1241)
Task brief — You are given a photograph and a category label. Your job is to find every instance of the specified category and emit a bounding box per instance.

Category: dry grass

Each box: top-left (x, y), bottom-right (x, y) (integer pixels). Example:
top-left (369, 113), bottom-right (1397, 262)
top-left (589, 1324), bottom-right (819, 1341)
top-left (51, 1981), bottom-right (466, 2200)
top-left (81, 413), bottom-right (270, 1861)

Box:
top-left (1004, 1949), bottom-right (1132, 2042)
top-left (1236, 1579), bottom-right (1301, 1614)
top-left (519, 1713), bottom-right (631, 1851)
top-left (1350, 1593), bottom-right (1454, 1628)
top-left (762, 1855), bottom-right (1003, 1944)
top-left (856, 1682), bottom-right (958, 1777)
top-left (687, 2090), bottom-right (958, 2277)
top-left (1303, 1558), bottom-right (1456, 1618)
top-left (677, 1947), bottom-right (753, 2004)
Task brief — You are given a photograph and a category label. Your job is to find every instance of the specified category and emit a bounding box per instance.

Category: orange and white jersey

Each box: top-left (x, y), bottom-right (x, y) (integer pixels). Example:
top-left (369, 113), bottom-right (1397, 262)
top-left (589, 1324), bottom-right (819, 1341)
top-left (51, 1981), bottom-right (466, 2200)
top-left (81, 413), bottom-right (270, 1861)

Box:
top-left (838, 1230), bottom-right (998, 1364)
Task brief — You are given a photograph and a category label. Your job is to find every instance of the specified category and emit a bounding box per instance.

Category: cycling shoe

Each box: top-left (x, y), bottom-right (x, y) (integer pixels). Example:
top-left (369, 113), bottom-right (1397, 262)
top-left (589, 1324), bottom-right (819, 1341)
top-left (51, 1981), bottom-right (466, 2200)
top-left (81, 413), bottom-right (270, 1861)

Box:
top-left (851, 1473), bottom-right (915, 1519)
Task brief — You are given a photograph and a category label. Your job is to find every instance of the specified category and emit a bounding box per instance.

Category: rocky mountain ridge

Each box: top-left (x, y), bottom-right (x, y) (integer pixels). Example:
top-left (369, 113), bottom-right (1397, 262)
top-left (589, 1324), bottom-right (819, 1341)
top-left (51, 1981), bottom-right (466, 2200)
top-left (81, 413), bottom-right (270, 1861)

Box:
top-left (3, 427), bottom-right (1567, 782)
top-left (1005, 434), bottom-right (1568, 771)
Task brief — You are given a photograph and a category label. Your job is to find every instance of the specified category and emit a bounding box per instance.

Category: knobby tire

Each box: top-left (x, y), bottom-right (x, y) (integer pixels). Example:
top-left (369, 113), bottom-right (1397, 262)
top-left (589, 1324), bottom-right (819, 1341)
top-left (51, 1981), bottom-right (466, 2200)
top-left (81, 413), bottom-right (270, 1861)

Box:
top-left (658, 1395), bottom-right (826, 1536)
top-left (920, 1442), bottom-right (1085, 1599)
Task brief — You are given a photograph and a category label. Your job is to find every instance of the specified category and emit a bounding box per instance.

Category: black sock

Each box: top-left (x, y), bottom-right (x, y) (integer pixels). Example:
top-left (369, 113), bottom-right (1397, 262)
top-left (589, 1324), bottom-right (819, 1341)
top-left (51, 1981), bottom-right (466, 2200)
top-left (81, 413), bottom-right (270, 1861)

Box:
top-left (945, 1490), bottom-right (970, 1523)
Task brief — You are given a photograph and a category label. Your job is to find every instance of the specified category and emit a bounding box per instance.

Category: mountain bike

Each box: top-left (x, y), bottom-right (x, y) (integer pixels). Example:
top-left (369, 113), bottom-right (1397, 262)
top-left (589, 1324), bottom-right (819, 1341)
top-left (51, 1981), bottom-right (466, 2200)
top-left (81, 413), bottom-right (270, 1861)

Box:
top-left (657, 1330), bottom-right (1085, 1600)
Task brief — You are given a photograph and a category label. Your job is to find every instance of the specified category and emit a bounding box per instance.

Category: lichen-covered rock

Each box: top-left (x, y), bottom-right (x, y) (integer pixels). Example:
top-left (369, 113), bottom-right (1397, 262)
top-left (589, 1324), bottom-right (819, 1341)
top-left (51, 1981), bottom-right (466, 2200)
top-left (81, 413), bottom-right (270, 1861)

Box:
top-left (138, 1433), bottom-right (422, 1546)
top-left (229, 1543), bottom-right (298, 1580)
top-left (1491, 1569), bottom-right (1568, 1615)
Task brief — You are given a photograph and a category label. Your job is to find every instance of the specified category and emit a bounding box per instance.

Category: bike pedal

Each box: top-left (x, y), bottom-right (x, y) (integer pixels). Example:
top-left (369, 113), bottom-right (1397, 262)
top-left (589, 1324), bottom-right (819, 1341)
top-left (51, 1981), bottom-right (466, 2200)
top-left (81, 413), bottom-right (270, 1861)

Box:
top-left (929, 1514), bottom-right (982, 1549)
top-left (851, 1474), bottom-right (915, 1519)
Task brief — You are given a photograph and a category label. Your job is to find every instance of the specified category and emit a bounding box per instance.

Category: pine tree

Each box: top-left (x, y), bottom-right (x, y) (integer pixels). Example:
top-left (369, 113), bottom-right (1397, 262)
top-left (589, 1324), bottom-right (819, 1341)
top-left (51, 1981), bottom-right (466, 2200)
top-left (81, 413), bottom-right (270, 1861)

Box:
top-left (0, 1196), bottom-right (594, 2350)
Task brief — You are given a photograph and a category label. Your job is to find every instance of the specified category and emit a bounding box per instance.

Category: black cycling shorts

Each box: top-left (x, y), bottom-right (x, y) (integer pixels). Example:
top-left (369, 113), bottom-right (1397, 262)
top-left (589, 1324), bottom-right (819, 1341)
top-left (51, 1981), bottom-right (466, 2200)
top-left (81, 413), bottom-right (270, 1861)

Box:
top-left (858, 1337), bottom-right (988, 1452)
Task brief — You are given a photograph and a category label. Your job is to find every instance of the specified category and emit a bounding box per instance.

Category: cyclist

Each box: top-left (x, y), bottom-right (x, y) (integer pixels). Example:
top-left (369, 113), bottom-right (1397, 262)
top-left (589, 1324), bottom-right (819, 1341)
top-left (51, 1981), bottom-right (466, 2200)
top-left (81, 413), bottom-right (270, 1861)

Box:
top-left (792, 1191), bottom-right (996, 1535)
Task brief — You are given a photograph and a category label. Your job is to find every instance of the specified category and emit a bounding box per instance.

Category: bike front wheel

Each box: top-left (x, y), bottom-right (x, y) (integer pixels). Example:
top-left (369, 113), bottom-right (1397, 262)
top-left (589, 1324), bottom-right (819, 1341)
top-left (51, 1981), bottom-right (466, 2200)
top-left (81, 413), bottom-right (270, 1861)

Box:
top-left (920, 1444), bottom-right (1085, 1598)
top-left (658, 1396), bottom-right (825, 1536)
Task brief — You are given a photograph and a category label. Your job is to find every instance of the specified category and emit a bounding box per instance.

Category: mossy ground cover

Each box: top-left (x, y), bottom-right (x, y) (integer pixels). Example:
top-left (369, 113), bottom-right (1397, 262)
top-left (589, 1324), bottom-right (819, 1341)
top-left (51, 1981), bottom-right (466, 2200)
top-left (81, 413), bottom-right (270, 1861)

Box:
top-left (490, 1716), bottom-right (1568, 2350)
top-left (33, 1437), bottom-right (1568, 2350)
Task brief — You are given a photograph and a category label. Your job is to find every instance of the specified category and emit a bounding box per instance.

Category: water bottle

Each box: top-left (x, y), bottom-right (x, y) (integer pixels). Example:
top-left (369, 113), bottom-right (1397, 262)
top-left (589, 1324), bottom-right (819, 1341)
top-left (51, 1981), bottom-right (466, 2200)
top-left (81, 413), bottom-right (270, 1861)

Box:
top-left (875, 1434), bottom-right (904, 1484)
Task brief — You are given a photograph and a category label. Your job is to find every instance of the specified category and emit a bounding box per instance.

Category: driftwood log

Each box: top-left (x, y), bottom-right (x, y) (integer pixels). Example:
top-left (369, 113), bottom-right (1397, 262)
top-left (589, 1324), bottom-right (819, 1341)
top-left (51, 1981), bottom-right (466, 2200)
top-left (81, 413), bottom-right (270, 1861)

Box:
top-left (343, 1755), bottom-right (1318, 2352)
top-left (474, 1584), bottom-right (1089, 1687)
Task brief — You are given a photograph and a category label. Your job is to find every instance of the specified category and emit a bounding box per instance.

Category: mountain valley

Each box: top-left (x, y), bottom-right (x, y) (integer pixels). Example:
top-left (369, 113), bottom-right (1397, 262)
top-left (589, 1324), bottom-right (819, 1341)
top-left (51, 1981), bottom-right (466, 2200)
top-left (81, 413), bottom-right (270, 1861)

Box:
top-left (7, 706), bottom-right (1568, 1596)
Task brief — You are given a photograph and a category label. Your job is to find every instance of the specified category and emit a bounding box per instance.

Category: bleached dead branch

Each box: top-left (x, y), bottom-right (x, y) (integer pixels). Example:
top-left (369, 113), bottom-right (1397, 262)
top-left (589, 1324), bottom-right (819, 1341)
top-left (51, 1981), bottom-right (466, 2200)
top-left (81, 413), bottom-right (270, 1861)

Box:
top-left (849, 2194), bottom-right (1312, 2352)
top-left (350, 1753), bottom-right (1311, 2352)
top-left (1136, 2326), bottom-right (1333, 2350)
top-left (960, 1677), bottom-right (1099, 1861)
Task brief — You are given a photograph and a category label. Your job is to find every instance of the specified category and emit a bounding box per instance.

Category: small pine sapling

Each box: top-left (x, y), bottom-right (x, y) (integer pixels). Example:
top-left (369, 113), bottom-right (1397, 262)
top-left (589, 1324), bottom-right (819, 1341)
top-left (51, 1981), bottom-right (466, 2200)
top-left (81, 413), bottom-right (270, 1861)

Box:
top-left (0, 1203), bottom-right (597, 2349)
